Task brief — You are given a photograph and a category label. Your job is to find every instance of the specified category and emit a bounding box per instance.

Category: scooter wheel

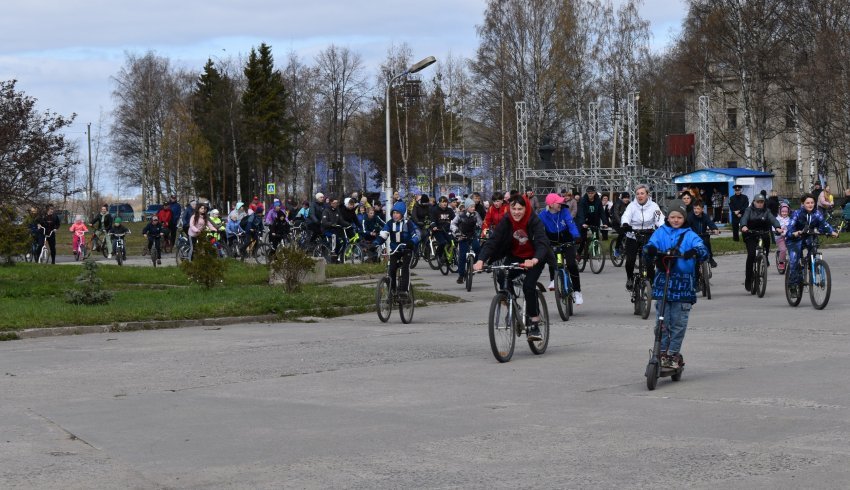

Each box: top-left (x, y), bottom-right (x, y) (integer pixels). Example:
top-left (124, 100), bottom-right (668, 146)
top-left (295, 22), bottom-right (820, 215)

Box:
top-left (671, 369), bottom-right (683, 382)
top-left (645, 362), bottom-right (659, 391)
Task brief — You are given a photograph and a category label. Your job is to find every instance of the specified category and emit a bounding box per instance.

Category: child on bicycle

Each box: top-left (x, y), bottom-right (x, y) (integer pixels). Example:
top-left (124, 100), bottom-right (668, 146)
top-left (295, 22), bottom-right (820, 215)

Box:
top-left (775, 202), bottom-right (791, 272)
top-left (644, 200), bottom-right (708, 370)
top-left (686, 201), bottom-right (718, 268)
top-left (69, 215), bottom-right (88, 255)
top-left (142, 216), bottom-right (165, 264)
top-left (226, 212), bottom-right (243, 255)
top-left (374, 202), bottom-right (421, 298)
top-left (109, 217), bottom-right (130, 258)
top-left (785, 194), bottom-right (838, 296)
top-left (450, 198), bottom-right (482, 285)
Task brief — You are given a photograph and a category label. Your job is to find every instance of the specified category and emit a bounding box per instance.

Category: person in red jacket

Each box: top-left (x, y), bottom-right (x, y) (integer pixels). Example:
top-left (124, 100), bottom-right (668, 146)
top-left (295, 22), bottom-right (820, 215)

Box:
top-left (482, 192), bottom-right (508, 236)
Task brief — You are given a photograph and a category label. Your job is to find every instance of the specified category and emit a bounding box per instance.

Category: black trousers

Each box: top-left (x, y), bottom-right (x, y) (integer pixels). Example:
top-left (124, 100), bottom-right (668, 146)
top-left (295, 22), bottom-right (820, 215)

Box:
top-left (548, 245), bottom-right (581, 292)
top-left (625, 237), bottom-right (655, 283)
top-left (389, 248), bottom-right (413, 292)
top-left (744, 234), bottom-right (770, 288)
top-left (731, 213), bottom-right (742, 240)
top-left (505, 254), bottom-right (545, 318)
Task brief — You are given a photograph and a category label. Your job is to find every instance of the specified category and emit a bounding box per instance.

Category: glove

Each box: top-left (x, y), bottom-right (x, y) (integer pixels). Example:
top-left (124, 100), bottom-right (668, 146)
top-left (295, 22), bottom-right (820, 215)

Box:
top-left (621, 223), bottom-right (632, 232)
top-left (682, 249), bottom-right (698, 260)
top-left (645, 244), bottom-right (658, 257)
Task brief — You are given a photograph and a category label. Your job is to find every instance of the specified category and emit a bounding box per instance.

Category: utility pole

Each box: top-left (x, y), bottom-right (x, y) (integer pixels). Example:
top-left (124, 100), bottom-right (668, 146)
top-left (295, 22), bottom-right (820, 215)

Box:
top-left (87, 122), bottom-right (93, 216)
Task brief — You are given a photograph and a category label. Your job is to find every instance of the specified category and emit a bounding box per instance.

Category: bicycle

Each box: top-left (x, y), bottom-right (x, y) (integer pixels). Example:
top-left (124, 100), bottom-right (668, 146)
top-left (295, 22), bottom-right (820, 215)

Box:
top-left (609, 231), bottom-right (625, 267)
top-left (375, 244), bottom-right (415, 324)
top-left (110, 231), bottom-right (130, 266)
top-left (229, 230), bottom-right (270, 264)
top-left (552, 242), bottom-right (575, 321)
top-left (91, 229), bottom-right (110, 258)
top-left (338, 225), bottom-right (364, 265)
top-left (73, 230), bottom-right (89, 261)
top-left (36, 227), bottom-right (56, 264)
top-left (784, 230), bottom-right (833, 309)
top-left (630, 229), bottom-right (654, 319)
top-left (578, 225), bottom-right (606, 274)
top-left (695, 232), bottom-right (717, 300)
top-left (477, 263), bottom-right (550, 363)
top-left (744, 230), bottom-right (775, 298)
top-left (458, 234), bottom-right (479, 292)
top-left (439, 236), bottom-right (458, 276)
top-left (424, 232), bottom-right (441, 270)
top-left (147, 233), bottom-right (164, 267)
top-left (175, 231), bottom-right (191, 264)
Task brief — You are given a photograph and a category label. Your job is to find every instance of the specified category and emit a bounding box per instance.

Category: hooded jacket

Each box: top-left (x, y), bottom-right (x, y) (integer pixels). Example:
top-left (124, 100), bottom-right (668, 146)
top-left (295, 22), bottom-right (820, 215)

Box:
top-left (430, 204), bottom-right (455, 232)
top-left (537, 207), bottom-right (579, 244)
top-left (375, 214), bottom-right (421, 253)
top-left (479, 196), bottom-right (551, 263)
top-left (576, 194), bottom-right (603, 227)
top-left (450, 209), bottom-right (482, 238)
top-left (620, 197), bottom-right (665, 234)
top-left (483, 203), bottom-right (508, 231)
top-left (644, 225), bottom-right (708, 304)
top-left (785, 207), bottom-right (833, 241)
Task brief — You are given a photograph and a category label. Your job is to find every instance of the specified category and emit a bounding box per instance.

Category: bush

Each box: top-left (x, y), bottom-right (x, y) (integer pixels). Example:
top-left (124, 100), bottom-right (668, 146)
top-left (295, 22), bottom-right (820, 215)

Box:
top-left (0, 206), bottom-right (30, 266)
top-left (179, 232), bottom-right (227, 288)
top-left (269, 244), bottom-right (316, 293)
top-left (65, 258), bottom-right (113, 305)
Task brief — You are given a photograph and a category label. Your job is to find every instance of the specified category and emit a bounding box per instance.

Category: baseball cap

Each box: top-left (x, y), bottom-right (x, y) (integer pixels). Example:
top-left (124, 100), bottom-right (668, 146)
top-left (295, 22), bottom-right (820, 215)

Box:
top-left (545, 193), bottom-right (565, 207)
top-left (753, 193), bottom-right (766, 202)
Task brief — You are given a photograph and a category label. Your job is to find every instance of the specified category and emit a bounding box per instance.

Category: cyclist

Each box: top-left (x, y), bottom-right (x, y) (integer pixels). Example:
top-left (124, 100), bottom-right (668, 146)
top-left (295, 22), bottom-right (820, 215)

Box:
top-left (620, 184), bottom-right (665, 291)
top-left (775, 202), bottom-right (791, 272)
top-left (268, 211), bottom-right (290, 252)
top-left (473, 195), bottom-right (552, 341)
top-left (410, 194), bottom-right (432, 250)
top-left (321, 197), bottom-right (351, 261)
top-left (740, 193), bottom-right (784, 292)
top-left (166, 195), bottom-right (181, 246)
top-left (307, 193), bottom-right (326, 244)
top-left (472, 192), bottom-right (486, 220)
top-left (610, 192), bottom-right (631, 259)
top-left (686, 200), bottom-right (719, 268)
top-left (109, 217), bottom-right (130, 258)
top-left (226, 212), bottom-right (243, 255)
top-left (600, 194), bottom-right (612, 240)
top-left (576, 185), bottom-right (603, 257)
top-left (142, 215), bottom-right (165, 264)
top-left (360, 206), bottom-right (384, 262)
top-left (341, 197), bottom-right (359, 229)
top-left (374, 201), bottom-right (421, 297)
top-left (785, 193), bottom-right (838, 297)
top-left (429, 196), bottom-right (456, 263)
top-left (188, 203), bottom-right (218, 258)
top-left (482, 192), bottom-right (507, 236)
top-left (89, 204), bottom-right (114, 258)
top-left (37, 205), bottom-right (61, 264)
top-left (69, 215), bottom-right (88, 256)
top-left (643, 199), bottom-right (708, 370)
top-left (538, 193), bottom-right (582, 304)
top-left (450, 198), bottom-right (483, 284)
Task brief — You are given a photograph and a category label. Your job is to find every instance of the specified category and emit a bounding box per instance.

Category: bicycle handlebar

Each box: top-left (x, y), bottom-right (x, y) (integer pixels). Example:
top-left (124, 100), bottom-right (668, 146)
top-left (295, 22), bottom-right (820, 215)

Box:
top-left (475, 262), bottom-right (526, 274)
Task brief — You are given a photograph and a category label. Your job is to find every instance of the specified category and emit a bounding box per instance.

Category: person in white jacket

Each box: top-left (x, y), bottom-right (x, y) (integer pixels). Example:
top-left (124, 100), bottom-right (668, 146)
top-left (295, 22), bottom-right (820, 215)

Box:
top-left (619, 184), bottom-right (665, 290)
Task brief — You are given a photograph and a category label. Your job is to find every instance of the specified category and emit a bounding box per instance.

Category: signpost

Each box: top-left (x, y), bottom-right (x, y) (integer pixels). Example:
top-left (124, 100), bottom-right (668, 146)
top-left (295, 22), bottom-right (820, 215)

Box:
top-left (266, 183), bottom-right (276, 195)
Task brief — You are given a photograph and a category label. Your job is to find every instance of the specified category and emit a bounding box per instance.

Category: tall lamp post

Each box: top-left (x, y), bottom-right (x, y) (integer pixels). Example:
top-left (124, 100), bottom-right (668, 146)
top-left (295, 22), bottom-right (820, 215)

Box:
top-left (385, 55), bottom-right (436, 219)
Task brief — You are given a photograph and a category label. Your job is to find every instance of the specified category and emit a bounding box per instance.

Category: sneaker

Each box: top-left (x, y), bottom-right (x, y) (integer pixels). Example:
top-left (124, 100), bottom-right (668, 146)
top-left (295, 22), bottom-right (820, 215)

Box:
top-left (613, 249), bottom-right (621, 258)
top-left (157, 259), bottom-right (161, 265)
top-left (548, 280), bottom-right (555, 291)
top-left (108, 254), bottom-right (112, 259)
top-left (709, 258), bottom-right (717, 268)
top-left (573, 291), bottom-right (583, 305)
top-left (626, 277), bottom-right (634, 291)
top-left (527, 322), bottom-right (543, 341)
top-left (456, 276), bottom-right (464, 284)
top-left (667, 353), bottom-right (681, 369)
top-left (660, 353), bottom-right (672, 368)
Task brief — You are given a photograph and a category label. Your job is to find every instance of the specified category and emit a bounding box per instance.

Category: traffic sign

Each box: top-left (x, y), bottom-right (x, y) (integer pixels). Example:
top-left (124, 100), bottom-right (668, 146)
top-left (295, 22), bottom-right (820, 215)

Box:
top-left (266, 183), bottom-right (276, 195)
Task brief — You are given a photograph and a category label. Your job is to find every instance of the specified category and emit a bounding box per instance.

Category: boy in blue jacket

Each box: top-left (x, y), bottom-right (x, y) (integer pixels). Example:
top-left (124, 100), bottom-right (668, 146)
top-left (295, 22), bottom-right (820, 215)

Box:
top-left (644, 200), bottom-right (708, 369)
top-left (374, 202), bottom-right (421, 296)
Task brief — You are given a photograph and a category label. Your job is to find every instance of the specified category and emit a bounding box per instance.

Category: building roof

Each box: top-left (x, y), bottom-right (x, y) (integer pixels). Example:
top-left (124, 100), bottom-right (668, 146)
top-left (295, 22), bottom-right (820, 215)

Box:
top-left (673, 168), bottom-right (774, 183)
top-left (704, 168), bottom-right (774, 177)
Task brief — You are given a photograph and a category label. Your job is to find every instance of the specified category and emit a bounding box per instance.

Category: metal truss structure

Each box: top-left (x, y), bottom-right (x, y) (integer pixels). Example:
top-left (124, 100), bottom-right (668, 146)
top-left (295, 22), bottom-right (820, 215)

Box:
top-left (515, 101), bottom-right (529, 185)
top-left (697, 95), bottom-right (712, 168)
top-left (626, 91), bottom-right (640, 168)
top-left (588, 101), bottom-right (600, 189)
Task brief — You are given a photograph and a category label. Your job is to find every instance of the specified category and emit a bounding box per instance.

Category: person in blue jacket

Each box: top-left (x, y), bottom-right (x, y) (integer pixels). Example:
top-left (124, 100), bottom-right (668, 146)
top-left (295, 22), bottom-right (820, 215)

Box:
top-left (538, 193), bottom-right (583, 305)
top-left (374, 201), bottom-right (421, 296)
top-left (785, 193), bottom-right (838, 296)
top-left (643, 199), bottom-right (709, 370)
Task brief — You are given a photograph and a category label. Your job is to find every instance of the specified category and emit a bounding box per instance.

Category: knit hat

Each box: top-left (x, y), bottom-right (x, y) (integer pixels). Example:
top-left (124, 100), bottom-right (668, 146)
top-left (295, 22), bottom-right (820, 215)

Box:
top-left (391, 201), bottom-right (407, 216)
top-left (463, 198), bottom-right (475, 209)
top-left (666, 200), bottom-right (687, 218)
top-left (420, 194), bottom-right (429, 204)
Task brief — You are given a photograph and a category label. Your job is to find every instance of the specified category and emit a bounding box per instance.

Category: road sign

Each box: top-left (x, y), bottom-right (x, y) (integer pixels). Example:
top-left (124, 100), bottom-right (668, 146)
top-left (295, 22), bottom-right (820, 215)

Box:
top-left (266, 183), bottom-right (276, 195)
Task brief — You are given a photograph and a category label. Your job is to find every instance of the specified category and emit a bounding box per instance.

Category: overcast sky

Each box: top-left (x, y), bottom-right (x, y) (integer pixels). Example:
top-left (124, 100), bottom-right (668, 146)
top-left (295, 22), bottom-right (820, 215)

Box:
top-left (1, 0), bottom-right (688, 193)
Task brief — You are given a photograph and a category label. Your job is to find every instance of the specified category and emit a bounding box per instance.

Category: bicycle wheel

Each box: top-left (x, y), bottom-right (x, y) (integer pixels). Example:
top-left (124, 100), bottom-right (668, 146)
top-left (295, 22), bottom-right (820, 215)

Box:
top-left (439, 253), bottom-right (450, 276)
top-left (578, 252), bottom-right (588, 272)
top-left (74, 248), bottom-right (80, 261)
top-left (590, 239), bottom-right (605, 274)
top-left (253, 243), bottom-right (270, 265)
top-left (756, 255), bottom-right (768, 298)
top-left (639, 279), bottom-right (652, 320)
top-left (701, 262), bottom-right (711, 300)
top-left (409, 248), bottom-right (419, 269)
top-left (610, 239), bottom-right (624, 267)
top-left (555, 269), bottom-right (570, 321)
top-left (447, 247), bottom-right (458, 273)
top-left (488, 292), bottom-right (515, 363)
top-left (151, 245), bottom-right (158, 267)
top-left (809, 259), bottom-right (831, 310)
top-left (375, 277), bottom-right (392, 323)
top-left (426, 243), bottom-right (440, 270)
top-left (313, 244), bottom-right (331, 262)
top-left (399, 285), bottom-right (415, 324)
top-left (465, 255), bottom-right (474, 292)
top-left (528, 292), bottom-right (550, 355)
top-left (116, 248), bottom-right (124, 266)
top-left (81, 243), bottom-right (89, 260)
top-left (348, 244), bottom-right (364, 265)
top-left (176, 244), bottom-right (190, 265)
top-left (784, 261), bottom-right (803, 307)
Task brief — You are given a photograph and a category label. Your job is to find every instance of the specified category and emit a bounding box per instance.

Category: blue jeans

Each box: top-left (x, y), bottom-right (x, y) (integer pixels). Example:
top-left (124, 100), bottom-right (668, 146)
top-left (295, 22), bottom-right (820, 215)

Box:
top-left (786, 239), bottom-right (813, 286)
top-left (657, 301), bottom-right (692, 354)
top-left (456, 238), bottom-right (480, 278)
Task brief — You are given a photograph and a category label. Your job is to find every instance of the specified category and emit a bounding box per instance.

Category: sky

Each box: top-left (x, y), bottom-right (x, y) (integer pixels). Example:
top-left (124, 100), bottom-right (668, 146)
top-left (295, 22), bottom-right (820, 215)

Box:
top-left (0, 0), bottom-right (688, 194)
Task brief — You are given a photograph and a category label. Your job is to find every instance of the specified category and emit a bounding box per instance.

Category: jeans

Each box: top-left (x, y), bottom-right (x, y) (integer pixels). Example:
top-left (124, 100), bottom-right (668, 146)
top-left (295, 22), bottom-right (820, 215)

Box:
top-left (657, 301), bottom-right (692, 354)
top-left (787, 239), bottom-right (813, 286)
top-left (456, 238), bottom-right (480, 278)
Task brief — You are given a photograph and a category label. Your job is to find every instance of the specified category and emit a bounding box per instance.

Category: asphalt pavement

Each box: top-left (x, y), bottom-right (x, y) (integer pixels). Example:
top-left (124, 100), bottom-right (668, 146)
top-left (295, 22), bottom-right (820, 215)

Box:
top-left (2, 247), bottom-right (850, 488)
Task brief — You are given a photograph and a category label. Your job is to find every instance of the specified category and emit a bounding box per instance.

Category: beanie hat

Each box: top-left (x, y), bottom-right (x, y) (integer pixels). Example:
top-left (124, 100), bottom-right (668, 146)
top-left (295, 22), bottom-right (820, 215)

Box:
top-left (391, 201), bottom-right (407, 216)
top-left (463, 198), bottom-right (475, 209)
top-left (666, 199), bottom-right (687, 218)
top-left (420, 194), bottom-right (429, 204)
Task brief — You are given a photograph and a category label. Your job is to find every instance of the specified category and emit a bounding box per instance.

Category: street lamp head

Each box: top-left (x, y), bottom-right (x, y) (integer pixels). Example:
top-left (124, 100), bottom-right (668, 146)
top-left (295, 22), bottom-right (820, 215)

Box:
top-left (408, 56), bottom-right (436, 74)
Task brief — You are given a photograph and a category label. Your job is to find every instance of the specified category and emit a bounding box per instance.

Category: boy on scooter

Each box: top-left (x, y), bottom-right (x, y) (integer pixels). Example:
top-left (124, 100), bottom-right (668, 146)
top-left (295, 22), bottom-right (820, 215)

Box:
top-left (644, 200), bottom-right (708, 370)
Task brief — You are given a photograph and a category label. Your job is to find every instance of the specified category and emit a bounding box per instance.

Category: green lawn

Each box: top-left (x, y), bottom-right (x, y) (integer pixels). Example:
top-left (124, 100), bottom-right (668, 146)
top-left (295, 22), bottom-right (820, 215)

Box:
top-left (0, 262), bottom-right (459, 331)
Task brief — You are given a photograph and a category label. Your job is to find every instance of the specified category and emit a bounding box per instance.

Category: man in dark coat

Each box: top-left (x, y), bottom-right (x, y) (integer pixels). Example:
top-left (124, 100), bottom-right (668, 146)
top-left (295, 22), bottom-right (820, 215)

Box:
top-left (728, 185), bottom-right (749, 241)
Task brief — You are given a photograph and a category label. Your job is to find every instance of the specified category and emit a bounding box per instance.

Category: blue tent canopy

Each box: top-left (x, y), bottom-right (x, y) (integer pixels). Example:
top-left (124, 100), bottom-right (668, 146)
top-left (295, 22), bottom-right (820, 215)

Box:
top-left (673, 168), bottom-right (774, 202)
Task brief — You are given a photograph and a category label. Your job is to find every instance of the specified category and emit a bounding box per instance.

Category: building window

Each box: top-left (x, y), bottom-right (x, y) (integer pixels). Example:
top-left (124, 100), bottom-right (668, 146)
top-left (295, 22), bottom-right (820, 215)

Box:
top-left (785, 159), bottom-right (797, 183)
top-left (786, 105), bottom-right (797, 129)
top-left (727, 108), bottom-right (737, 129)
top-left (726, 161), bottom-right (738, 168)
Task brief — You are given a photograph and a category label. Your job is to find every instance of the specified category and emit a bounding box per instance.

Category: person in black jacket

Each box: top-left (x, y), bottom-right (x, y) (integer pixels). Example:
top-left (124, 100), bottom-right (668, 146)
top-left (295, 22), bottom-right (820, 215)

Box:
top-left (37, 205), bottom-right (62, 264)
top-left (307, 193), bottom-right (326, 244)
top-left (472, 192), bottom-right (486, 220)
top-left (473, 195), bottom-right (552, 341)
top-left (740, 194), bottom-right (784, 291)
top-left (321, 197), bottom-right (350, 260)
top-left (142, 216), bottom-right (165, 264)
top-left (687, 201), bottom-right (719, 267)
top-left (429, 196), bottom-right (455, 261)
top-left (728, 185), bottom-right (749, 241)
top-left (575, 186), bottom-right (603, 256)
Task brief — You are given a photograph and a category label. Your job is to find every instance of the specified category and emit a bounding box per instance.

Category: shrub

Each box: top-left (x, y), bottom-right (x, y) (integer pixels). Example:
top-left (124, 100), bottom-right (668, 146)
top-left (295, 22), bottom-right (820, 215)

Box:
top-left (0, 206), bottom-right (30, 266)
top-left (179, 232), bottom-right (227, 288)
top-left (269, 244), bottom-right (316, 293)
top-left (65, 257), bottom-right (113, 305)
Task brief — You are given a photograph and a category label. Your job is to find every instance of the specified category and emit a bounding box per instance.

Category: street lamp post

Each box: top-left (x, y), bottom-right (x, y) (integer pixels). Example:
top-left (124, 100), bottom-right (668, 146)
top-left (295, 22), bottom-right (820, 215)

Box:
top-left (385, 55), bottom-right (436, 220)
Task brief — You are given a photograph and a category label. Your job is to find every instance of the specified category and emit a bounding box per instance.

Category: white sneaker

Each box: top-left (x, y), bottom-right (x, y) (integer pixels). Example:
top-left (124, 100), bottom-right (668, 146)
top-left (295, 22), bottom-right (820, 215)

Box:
top-left (108, 254), bottom-right (112, 259)
top-left (573, 291), bottom-right (583, 305)
top-left (548, 280), bottom-right (555, 291)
